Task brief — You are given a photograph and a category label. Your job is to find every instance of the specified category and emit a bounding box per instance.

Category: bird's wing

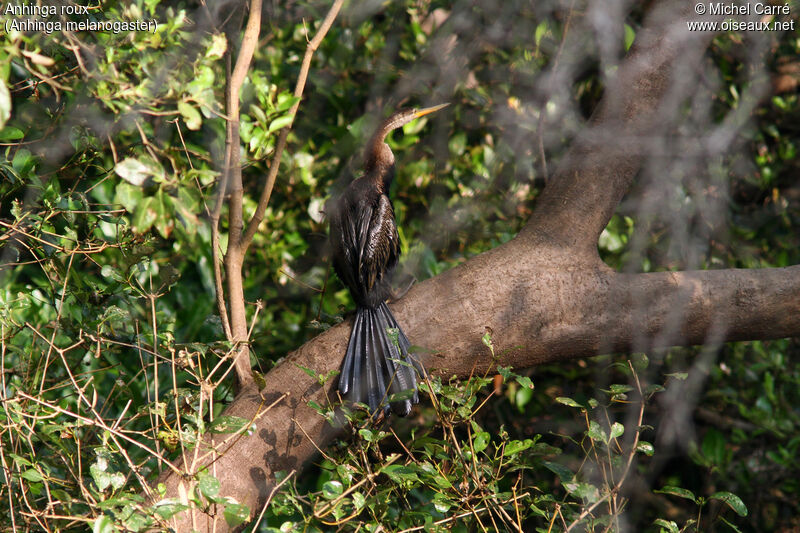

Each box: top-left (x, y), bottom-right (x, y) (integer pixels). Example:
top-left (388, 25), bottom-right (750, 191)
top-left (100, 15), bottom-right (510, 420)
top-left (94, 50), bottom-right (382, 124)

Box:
top-left (359, 194), bottom-right (399, 292)
top-left (329, 198), bottom-right (362, 293)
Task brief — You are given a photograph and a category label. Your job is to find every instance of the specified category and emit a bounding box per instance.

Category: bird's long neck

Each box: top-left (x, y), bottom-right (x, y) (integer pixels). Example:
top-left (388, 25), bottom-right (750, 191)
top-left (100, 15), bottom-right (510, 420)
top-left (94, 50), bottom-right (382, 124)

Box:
top-left (364, 135), bottom-right (396, 193)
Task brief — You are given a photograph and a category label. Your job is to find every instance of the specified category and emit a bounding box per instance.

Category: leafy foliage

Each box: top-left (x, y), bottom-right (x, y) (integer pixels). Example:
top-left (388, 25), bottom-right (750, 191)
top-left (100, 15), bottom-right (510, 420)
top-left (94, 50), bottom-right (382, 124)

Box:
top-left (0, 0), bottom-right (798, 531)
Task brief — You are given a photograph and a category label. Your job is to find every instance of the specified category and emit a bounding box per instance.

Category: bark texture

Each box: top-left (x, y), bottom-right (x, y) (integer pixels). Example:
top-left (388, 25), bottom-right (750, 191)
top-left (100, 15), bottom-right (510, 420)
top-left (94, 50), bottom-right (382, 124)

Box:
top-left (159, 2), bottom-right (799, 531)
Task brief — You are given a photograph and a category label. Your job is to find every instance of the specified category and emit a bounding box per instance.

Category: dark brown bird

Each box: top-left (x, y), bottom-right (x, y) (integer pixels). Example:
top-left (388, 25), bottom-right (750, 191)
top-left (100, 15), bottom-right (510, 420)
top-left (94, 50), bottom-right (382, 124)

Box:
top-left (329, 103), bottom-right (448, 417)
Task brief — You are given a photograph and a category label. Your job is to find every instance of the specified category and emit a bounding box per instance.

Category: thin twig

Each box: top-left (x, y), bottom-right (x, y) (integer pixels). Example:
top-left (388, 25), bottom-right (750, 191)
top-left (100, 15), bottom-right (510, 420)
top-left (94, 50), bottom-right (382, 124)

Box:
top-left (396, 493), bottom-right (530, 533)
top-left (12, 391), bottom-right (182, 476)
top-left (565, 360), bottom-right (646, 531)
top-left (250, 470), bottom-right (296, 531)
top-left (0, 324), bottom-right (18, 531)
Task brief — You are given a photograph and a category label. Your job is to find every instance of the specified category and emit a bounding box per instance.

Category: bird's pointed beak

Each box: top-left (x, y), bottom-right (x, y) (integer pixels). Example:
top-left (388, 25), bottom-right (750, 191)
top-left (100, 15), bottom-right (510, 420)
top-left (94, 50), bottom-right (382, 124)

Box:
top-left (414, 103), bottom-right (450, 118)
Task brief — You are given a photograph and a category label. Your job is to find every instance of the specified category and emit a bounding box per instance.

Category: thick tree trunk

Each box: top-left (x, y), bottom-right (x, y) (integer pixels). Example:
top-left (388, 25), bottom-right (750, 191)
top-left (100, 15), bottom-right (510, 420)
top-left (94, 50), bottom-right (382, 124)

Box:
top-left (158, 2), bottom-right (799, 531)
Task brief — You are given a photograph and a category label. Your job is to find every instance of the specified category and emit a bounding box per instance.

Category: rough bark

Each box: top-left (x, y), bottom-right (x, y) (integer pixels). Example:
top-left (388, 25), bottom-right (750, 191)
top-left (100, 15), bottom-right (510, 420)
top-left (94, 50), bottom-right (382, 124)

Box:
top-left (159, 2), bottom-right (799, 531)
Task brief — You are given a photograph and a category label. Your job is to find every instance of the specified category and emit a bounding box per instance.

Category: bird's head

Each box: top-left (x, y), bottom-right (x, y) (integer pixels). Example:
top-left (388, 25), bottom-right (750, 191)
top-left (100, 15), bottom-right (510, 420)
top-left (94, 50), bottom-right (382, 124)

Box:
top-left (365, 103), bottom-right (449, 173)
top-left (380, 103), bottom-right (450, 135)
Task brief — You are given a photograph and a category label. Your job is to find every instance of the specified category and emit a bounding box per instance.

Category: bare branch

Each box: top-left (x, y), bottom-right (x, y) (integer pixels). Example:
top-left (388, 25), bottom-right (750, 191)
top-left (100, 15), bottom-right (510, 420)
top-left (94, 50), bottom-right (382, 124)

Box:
top-left (210, 49), bottom-right (235, 340)
top-left (219, 0), bottom-right (263, 385)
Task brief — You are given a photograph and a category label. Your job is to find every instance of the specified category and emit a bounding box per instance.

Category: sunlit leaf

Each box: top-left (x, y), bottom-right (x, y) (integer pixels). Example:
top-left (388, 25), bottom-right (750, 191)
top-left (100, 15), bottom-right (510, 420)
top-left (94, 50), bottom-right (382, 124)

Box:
top-left (655, 486), bottom-right (696, 502)
top-left (710, 491), bottom-right (748, 516)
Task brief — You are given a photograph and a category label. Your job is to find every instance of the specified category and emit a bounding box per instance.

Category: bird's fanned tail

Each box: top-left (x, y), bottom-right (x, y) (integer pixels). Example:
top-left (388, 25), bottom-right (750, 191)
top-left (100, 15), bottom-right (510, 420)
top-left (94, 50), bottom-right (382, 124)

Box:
top-left (339, 302), bottom-right (422, 416)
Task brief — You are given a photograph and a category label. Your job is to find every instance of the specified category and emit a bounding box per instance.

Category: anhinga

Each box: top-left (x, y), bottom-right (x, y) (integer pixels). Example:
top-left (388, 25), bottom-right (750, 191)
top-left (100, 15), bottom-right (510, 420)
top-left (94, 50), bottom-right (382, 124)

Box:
top-left (329, 103), bottom-right (448, 417)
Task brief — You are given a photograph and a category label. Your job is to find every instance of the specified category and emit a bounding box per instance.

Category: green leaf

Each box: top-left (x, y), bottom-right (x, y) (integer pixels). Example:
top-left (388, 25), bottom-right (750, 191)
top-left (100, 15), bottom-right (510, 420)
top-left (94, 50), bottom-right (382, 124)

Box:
top-left (8, 454), bottom-right (33, 468)
top-left (565, 481), bottom-right (600, 503)
top-left (12, 148), bottom-right (34, 174)
top-left (472, 431), bottom-right (490, 453)
top-left (607, 384), bottom-right (634, 395)
top-left (481, 332), bottom-right (493, 348)
top-left (198, 471), bottom-right (220, 499)
top-left (358, 428), bottom-right (376, 442)
top-left (535, 21), bottom-right (549, 47)
top-left (645, 384), bottom-right (665, 395)
top-left (504, 439), bottom-right (533, 457)
top-left (223, 502), bottom-right (250, 527)
top-left (587, 421), bottom-right (608, 443)
top-left (352, 491), bottom-right (366, 510)
top-left (710, 491), bottom-right (748, 516)
top-left (631, 352), bottom-right (649, 371)
top-left (90, 456), bottom-right (124, 491)
top-left (122, 510), bottom-right (152, 532)
top-left (542, 461), bottom-right (574, 483)
top-left (701, 428), bottom-right (727, 466)
top-left (655, 485), bottom-right (696, 502)
top-left (205, 33), bottom-right (227, 59)
top-left (93, 514), bottom-right (116, 533)
top-left (153, 499), bottom-right (189, 519)
top-left (636, 441), bottom-right (654, 456)
top-left (132, 196), bottom-right (157, 234)
top-left (515, 385), bottom-right (533, 412)
top-left (556, 397), bottom-right (583, 408)
top-left (624, 24), bottom-right (636, 51)
top-left (448, 132), bottom-right (467, 156)
top-left (609, 422), bottom-right (624, 440)
top-left (322, 480), bottom-right (343, 499)
top-left (0, 126), bottom-right (23, 141)
top-left (267, 114), bottom-right (294, 133)
top-left (432, 494), bottom-right (452, 513)
top-left (115, 182), bottom-right (144, 213)
top-left (21, 468), bottom-right (43, 482)
top-left (0, 78), bottom-right (10, 129)
top-left (276, 93), bottom-right (300, 113)
top-left (653, 519), bottom-right (679, 533)
top-left (115, 158), bottom-right (153, 186)
top-left (178, 101), bottom-right (202, 130)
top-left (385, 327), bottom-right (400, 347)
top-left (666, 372), bottom-right (688, 381)
top-left (515, 375), bottom-right (534, 389)
top-left (382, 464), bottom-right (420, 483)
top-left (294, 364), bottom-right (318, 380)
top-left (208, 415), bottom-right (250, 434)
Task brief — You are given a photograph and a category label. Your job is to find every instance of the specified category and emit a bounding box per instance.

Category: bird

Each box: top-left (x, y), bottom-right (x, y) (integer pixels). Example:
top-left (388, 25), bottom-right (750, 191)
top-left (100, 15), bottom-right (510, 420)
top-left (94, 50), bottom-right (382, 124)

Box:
top-left (329, 103), bottom-right (448, 417)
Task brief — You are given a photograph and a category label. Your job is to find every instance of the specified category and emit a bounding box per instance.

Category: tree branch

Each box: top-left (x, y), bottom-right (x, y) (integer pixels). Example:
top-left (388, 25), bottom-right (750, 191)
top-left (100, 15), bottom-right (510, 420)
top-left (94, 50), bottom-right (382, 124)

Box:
top-left (521, 1), bottom-right (717, 256)
top-left (220, 0), bottom-right (263, 386)
top-left (161, 242), bottom-right (800, 531)
top-left (210, 49), bottom-right (235, 341)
